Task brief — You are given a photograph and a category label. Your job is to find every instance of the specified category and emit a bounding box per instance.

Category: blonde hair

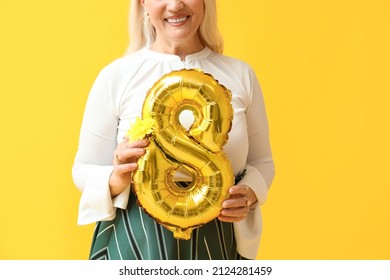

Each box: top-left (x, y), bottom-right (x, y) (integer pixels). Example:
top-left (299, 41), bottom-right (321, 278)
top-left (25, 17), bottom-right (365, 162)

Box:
top-left (127, 0), bottom-right (224, 54)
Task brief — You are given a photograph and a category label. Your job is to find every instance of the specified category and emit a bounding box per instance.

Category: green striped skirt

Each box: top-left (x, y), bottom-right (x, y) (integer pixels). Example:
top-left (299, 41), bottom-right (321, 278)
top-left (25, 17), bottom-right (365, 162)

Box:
top-left (89, 189), bottom-right (247, 260)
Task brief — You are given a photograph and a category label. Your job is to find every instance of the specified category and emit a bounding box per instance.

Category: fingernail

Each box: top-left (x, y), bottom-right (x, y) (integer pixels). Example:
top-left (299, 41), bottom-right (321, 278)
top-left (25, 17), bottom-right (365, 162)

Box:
top-left (229, 186), bottom-right (237, 193)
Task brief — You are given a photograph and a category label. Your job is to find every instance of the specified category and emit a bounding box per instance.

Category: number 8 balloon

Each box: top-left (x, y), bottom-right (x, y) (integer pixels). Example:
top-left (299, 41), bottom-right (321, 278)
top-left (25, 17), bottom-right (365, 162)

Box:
top-left (132, 69), bottom-right (234, 240)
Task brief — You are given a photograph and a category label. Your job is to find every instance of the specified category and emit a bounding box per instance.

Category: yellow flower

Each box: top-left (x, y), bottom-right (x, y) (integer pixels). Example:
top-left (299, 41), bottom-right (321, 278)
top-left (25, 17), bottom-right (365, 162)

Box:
top-left (126, 116), bottom-right (156, 141)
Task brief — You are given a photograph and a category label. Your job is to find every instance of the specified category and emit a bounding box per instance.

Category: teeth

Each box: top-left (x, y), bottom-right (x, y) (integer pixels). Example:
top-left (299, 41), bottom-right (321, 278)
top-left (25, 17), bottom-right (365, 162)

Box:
top-left (167, 17), bottom-right (187, 23)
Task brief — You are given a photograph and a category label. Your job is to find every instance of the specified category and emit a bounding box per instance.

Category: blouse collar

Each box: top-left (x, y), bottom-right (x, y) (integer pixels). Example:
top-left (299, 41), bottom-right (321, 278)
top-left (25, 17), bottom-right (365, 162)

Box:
top-left (142, 46), bottom-right (212, 63)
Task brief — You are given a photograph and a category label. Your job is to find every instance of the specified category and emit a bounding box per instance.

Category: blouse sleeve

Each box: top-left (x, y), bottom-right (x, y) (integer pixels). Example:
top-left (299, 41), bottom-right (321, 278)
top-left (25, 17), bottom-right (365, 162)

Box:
top-left (233, 66), bottom-right (275, 259)
top-left (72, 66), bottom-right (131, 225)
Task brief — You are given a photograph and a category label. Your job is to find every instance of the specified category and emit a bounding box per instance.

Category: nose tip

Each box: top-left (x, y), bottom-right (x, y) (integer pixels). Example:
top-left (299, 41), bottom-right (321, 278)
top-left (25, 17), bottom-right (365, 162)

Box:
top-left (167, 0), bottom-right (184, 11)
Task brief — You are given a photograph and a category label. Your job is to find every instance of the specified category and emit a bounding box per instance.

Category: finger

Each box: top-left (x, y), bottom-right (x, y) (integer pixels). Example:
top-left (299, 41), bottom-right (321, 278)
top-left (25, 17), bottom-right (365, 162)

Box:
top-left (228, 185), bottom-right (249, 196)
top-left (115, 147), bottom-right (146, 163)
top-left (113, 162), bottom-right (138, 175)
top-left (228, 185), bottom-right (257, 208)
top-left (124, 138), bottom-right (150, 148)
top-left (217, 215), bottom-right (245, 223)
top-left (219, 204), bottom-right (250, 221)
top-left (116, 139), bottom-right (149, 156)
top-left (220, 206), bottom-right (249, 218)
top-left (222, 196), bottom-right (249, 209)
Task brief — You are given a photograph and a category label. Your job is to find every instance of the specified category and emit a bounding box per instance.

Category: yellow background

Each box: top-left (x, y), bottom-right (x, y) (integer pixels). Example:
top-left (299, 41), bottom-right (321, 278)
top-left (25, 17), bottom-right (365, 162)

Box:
top-left (0, 0), bottom-right (389, 259)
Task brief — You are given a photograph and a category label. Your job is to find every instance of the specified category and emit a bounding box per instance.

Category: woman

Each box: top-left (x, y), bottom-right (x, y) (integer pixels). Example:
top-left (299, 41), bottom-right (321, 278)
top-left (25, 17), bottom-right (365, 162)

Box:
top-left (72, 0), bottom-right (275, 260)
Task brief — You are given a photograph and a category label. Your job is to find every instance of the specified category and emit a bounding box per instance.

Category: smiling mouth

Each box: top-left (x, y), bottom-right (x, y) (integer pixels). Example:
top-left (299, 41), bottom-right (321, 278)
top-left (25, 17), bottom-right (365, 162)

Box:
top-left (166, 16), bottom-right (189, 24)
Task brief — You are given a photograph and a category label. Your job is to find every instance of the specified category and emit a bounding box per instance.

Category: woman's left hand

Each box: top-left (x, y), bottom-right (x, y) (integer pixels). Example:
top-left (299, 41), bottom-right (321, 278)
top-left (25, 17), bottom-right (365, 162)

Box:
top-left (218, 185), bottom-right (258, 222)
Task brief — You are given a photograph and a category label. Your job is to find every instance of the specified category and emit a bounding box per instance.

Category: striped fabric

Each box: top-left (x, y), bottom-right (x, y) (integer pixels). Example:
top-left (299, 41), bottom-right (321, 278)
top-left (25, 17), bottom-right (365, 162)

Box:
top-left (89, 190), bottom-right (247, 260)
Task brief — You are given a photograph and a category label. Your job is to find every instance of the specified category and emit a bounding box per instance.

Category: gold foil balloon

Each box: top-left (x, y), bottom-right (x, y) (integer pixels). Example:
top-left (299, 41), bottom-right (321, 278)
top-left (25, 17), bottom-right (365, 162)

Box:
top-left (132, 69), bottom-right (234, 240)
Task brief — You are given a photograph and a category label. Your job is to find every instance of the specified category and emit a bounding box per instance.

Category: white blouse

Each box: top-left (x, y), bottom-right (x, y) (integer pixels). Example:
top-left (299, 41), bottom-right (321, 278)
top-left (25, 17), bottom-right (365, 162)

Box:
top-left (72, 47), bottom-right (275, 259)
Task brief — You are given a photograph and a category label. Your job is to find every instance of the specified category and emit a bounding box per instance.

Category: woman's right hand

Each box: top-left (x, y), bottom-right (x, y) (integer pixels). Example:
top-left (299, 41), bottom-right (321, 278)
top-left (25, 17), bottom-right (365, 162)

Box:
top-left (109, 137), bottom-right (149, 197)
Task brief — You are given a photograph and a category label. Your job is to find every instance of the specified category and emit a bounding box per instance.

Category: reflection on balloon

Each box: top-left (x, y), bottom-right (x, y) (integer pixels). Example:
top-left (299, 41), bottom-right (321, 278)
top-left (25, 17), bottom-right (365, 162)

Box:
top-left (132, 69), bottom-right (234, 240)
